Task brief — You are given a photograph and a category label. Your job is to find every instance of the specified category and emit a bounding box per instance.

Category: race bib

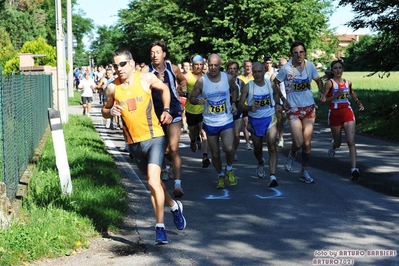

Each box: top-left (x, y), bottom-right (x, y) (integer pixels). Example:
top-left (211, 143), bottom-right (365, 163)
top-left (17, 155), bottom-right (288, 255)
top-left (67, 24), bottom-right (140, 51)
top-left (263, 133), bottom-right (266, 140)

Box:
top-left (208, 99), bottom-right (227, 114)
top-left (253, 94), bottom-right (271, 108)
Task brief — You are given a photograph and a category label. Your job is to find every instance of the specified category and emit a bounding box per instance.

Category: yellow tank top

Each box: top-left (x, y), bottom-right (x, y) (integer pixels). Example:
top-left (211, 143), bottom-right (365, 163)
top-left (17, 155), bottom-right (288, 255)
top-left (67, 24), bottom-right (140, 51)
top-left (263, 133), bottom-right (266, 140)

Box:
top-left (114, 72), bottom-right (164, 143)
top-left (184, 71), bottom-right (204, 115)
top-left (238, 74), bottom-right (254, 84)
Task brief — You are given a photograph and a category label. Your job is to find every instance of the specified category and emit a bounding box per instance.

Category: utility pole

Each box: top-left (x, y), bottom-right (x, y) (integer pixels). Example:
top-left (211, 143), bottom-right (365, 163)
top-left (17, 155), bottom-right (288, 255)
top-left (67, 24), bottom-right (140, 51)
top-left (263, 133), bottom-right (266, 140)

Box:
top-left (55, 0), bottom-right (68, 123)
top-left (67, 0), bottom-right (74, 98)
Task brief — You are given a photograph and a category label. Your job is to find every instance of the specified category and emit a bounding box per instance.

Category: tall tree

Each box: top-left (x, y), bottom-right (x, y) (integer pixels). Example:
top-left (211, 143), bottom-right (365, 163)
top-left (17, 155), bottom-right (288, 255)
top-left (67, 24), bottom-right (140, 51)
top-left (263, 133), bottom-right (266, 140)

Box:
top-left (0, 27), bottom-right (16, 67)
top-left (89, 25), bottom-right (124, 66)
top-left (0, 0), bottom-right (47, 50)
top-left (115, 0), bottom-right (335, 65)
top-left (338, 0), bottom-right (399, 72)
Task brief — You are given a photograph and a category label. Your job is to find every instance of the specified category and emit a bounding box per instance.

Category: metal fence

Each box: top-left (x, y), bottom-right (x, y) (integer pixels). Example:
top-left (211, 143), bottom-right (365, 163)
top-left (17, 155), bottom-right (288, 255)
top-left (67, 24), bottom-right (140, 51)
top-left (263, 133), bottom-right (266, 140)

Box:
top-left (0, 69), bottom-right (53, 202)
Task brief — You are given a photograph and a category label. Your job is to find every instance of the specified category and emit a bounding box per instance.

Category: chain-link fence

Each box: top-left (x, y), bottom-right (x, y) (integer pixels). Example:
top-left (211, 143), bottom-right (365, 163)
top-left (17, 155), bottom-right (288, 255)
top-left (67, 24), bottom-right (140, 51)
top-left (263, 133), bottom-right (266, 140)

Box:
top-left (0, 69), bottom-right (53, 202)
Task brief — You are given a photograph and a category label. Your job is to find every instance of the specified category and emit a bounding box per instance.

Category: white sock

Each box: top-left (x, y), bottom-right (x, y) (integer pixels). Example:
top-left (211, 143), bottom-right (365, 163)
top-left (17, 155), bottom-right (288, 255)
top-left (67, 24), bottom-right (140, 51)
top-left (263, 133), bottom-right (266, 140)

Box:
top-left (155, 223), bottom-right (165, 229)
top-left (226, 165), bottom-right (233, 171)
top-left (170, 201), bottom-right (178, 212)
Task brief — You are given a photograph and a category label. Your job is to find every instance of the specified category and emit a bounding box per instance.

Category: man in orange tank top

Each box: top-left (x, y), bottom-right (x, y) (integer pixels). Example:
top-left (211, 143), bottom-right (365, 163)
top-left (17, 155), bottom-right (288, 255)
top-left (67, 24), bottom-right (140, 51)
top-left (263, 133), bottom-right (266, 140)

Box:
top-left (102, 48), bottom-right (186, 245)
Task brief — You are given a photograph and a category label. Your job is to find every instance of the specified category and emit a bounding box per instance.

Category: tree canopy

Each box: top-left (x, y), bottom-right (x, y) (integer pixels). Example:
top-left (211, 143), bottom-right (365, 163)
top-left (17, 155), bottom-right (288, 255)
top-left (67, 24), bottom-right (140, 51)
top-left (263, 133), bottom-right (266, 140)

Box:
top-left (0, 0), bottom-right (94, 69)
top-left (339, 0), bottom-right (399, 72)
top-left (110, 0), bottom-right (336, 66)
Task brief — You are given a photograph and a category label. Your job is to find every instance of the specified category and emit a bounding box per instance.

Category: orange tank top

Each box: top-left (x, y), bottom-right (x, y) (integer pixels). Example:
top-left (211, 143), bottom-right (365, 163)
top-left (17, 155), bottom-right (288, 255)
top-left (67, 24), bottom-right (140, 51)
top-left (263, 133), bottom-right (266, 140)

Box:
top-left (114, 72), bottom-right (164, 143)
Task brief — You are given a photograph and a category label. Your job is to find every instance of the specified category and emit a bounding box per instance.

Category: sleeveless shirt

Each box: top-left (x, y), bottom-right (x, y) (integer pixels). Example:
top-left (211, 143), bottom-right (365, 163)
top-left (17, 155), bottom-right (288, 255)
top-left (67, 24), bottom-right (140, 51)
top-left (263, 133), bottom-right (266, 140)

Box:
top-left (114, 72), bottom-right (164, 143)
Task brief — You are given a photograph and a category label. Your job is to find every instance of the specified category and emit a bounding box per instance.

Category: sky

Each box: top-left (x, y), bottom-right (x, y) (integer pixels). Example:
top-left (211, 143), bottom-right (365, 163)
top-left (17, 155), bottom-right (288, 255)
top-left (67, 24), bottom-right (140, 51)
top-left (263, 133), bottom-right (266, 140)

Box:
top-left (77, 0), bottom-right (371, 48)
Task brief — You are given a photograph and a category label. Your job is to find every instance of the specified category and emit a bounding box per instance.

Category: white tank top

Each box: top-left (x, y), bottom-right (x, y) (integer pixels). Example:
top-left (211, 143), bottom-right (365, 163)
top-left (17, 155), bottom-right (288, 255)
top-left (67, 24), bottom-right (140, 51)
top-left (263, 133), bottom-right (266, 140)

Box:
top-left (202, 72), bottom-right (233, 126)
top-left (247, 79), bottom-right (275, 118)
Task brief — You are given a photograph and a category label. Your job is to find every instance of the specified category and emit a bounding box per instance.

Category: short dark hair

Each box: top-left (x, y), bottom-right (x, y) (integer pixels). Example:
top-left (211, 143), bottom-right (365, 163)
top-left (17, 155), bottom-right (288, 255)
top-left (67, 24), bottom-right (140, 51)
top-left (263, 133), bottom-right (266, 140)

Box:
top-left (149, 40), bottom-right (168, 59)
top-left (290, 41), bottom-right (306, 53)
top-left (227, 60), bottom-right (239, 69)
top-left (331, 59), bottom-right (344, 70)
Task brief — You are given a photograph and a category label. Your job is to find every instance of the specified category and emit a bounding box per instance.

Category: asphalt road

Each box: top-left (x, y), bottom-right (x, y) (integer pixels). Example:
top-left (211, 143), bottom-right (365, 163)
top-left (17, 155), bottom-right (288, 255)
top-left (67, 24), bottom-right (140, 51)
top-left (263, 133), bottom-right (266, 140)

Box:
top-left (38, 102), bottom-right (398, 266)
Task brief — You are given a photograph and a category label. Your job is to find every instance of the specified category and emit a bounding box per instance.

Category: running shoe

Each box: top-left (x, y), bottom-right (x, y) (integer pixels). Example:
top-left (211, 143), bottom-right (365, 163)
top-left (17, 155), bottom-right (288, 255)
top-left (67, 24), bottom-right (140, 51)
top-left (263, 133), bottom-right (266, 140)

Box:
top-left (299, 170), bottom-right (314, 184)
top-left (105, 119), bottom-right (111, 129)
top-left (234, 154), bottom-right (238, 161)
top-left (173, 185), bottom-right (184, 198)
top-left (225, 168), bottom-right (237, 186)
top-left (202, 157), bottom-right (211, 168)
top-left (277, 139), bottom-right (284, 148)
top-left (171, 200), bottom-right (186, 230)
top-left (161, 168), bottom-right (169, 181)
top-left (155, 227), bottom-right (168, 245)
top-left (328, 140), bottom-right (336, 158)
top-left (256, 158), bottom-right (265, 178)
top-left (216, 176), bottom-right (225, 189)
top-left (351, 168), bottom-right (360, 181)
top-left (190, 141), bottom-right (198, 153)
top-left (269, 175), bottom-right (279, 187)
top-left (284, 151), bottom-right (296, 172)
top-left (246, 142), bottom-right (253, 150)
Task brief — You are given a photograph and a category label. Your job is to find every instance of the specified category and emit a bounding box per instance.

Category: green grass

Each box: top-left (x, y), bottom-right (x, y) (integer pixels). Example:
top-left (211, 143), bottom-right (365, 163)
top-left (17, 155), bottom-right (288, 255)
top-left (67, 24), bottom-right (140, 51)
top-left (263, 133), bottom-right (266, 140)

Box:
top-left (0, 115), bottom-right (130, 265)
top-left (68, 89), bottom-right (82, 105)
top-left (314, 71), bottom-right (399, 141)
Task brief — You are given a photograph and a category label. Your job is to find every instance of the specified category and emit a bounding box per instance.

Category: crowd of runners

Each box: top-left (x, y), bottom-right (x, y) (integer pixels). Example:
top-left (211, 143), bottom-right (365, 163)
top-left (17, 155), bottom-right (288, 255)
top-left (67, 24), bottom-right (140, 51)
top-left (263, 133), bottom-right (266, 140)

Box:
top-left (70, 39), bottom-right (367, 245)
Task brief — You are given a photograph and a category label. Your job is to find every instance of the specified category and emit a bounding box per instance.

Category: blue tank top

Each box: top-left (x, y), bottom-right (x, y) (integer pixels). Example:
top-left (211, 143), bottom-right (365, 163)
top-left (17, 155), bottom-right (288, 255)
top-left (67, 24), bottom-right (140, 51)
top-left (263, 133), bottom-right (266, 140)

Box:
top-left (148, 61), bottom-right (182, 119)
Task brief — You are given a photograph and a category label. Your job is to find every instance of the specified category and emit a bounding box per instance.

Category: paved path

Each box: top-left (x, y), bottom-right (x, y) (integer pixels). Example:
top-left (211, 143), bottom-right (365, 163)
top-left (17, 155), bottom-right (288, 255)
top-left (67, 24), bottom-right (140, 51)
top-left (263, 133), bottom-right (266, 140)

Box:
top-left (38, 103), bottom-right (398, 266)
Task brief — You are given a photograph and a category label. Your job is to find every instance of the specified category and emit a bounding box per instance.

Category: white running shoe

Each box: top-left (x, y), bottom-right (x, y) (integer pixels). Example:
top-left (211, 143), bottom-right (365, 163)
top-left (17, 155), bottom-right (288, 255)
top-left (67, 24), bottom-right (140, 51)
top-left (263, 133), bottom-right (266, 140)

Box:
top-left (284, 151), bottom-right (296, 172)
top-left (328, 140), bottom-right (336, 158)
top-left (277, 139), bottom-right (284, 148)
top-left (246, 142), bottom-right (253, 150)
top-left (256, 158), bottom-right (265, 178)
top-left (299, 170), bottom-right (314, 184)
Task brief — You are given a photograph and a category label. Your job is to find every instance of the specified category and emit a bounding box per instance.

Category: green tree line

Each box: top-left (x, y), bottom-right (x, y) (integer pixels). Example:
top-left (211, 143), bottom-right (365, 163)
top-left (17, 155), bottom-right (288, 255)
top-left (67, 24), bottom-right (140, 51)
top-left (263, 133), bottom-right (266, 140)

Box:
top-left (91, 0), bottom-right (337, 66)
top-left (0, 0), bottom-right (93, 72)
top-left (0, 0), bottom-right (398, 74)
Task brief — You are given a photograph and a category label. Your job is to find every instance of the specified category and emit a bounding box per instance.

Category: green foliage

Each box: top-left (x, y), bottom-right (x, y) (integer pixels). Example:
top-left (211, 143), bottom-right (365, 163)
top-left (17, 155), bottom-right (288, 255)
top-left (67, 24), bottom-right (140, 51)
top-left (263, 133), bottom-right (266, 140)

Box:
top-left (2, 57), bottom-right (20, 75)
top-left (2, 36), bottom-right (57, 75)
top-left (344, 34), bottom-right (399, 73)
top-left (112, 0), bottom-right (335, 65)
top-left (0, 207), bottom-right (95, 265)
top-left (27, 115), bottom-right (128, 231)
top-left (338, 0), bottom-right (399, 72)
top-left (0, 27), bottom-right (16, 67)
top-left (21, 37), bottom-right (57, 65)
top-left (0, 114), bottom-right (128, 265)
top-left (90, 25), bottom-right (124, 66)
top-left (0, 0), bottom-right (47, 50)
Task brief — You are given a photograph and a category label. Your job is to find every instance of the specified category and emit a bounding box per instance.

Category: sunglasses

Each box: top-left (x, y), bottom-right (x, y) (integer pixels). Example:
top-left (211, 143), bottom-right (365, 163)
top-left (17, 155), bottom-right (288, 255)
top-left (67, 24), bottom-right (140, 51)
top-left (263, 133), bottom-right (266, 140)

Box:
top-left (292, 50), bottom-right (305, 55)
top-left (113, 61), bottom-right (129, 69)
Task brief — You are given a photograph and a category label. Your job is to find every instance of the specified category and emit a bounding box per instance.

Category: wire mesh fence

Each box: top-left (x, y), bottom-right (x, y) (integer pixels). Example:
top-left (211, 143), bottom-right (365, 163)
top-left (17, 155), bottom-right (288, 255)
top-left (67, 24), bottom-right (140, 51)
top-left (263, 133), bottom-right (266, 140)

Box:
top-left (0, 69), bottom-right (53, 202)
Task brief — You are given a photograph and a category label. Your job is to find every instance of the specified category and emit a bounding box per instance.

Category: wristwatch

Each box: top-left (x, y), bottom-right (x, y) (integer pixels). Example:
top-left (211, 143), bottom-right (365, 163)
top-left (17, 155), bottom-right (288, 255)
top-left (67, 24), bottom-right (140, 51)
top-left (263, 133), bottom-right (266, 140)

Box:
top-left (163, 108), bottom-right (171, 114)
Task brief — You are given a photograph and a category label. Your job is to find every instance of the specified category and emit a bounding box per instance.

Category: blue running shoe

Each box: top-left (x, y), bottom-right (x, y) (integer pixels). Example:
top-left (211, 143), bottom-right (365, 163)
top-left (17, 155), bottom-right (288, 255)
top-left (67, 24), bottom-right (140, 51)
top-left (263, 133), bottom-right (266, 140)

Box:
top-left (171, 200), bottom-right (186, 230)
top-left (155, 227), bottom-right (168, 245)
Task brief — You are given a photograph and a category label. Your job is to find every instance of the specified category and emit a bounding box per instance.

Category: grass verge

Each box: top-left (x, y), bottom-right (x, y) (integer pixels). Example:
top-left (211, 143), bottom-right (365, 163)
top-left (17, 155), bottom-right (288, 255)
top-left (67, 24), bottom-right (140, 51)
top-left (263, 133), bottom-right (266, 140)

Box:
top-left (0, 114), bottom-right (129, 265)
